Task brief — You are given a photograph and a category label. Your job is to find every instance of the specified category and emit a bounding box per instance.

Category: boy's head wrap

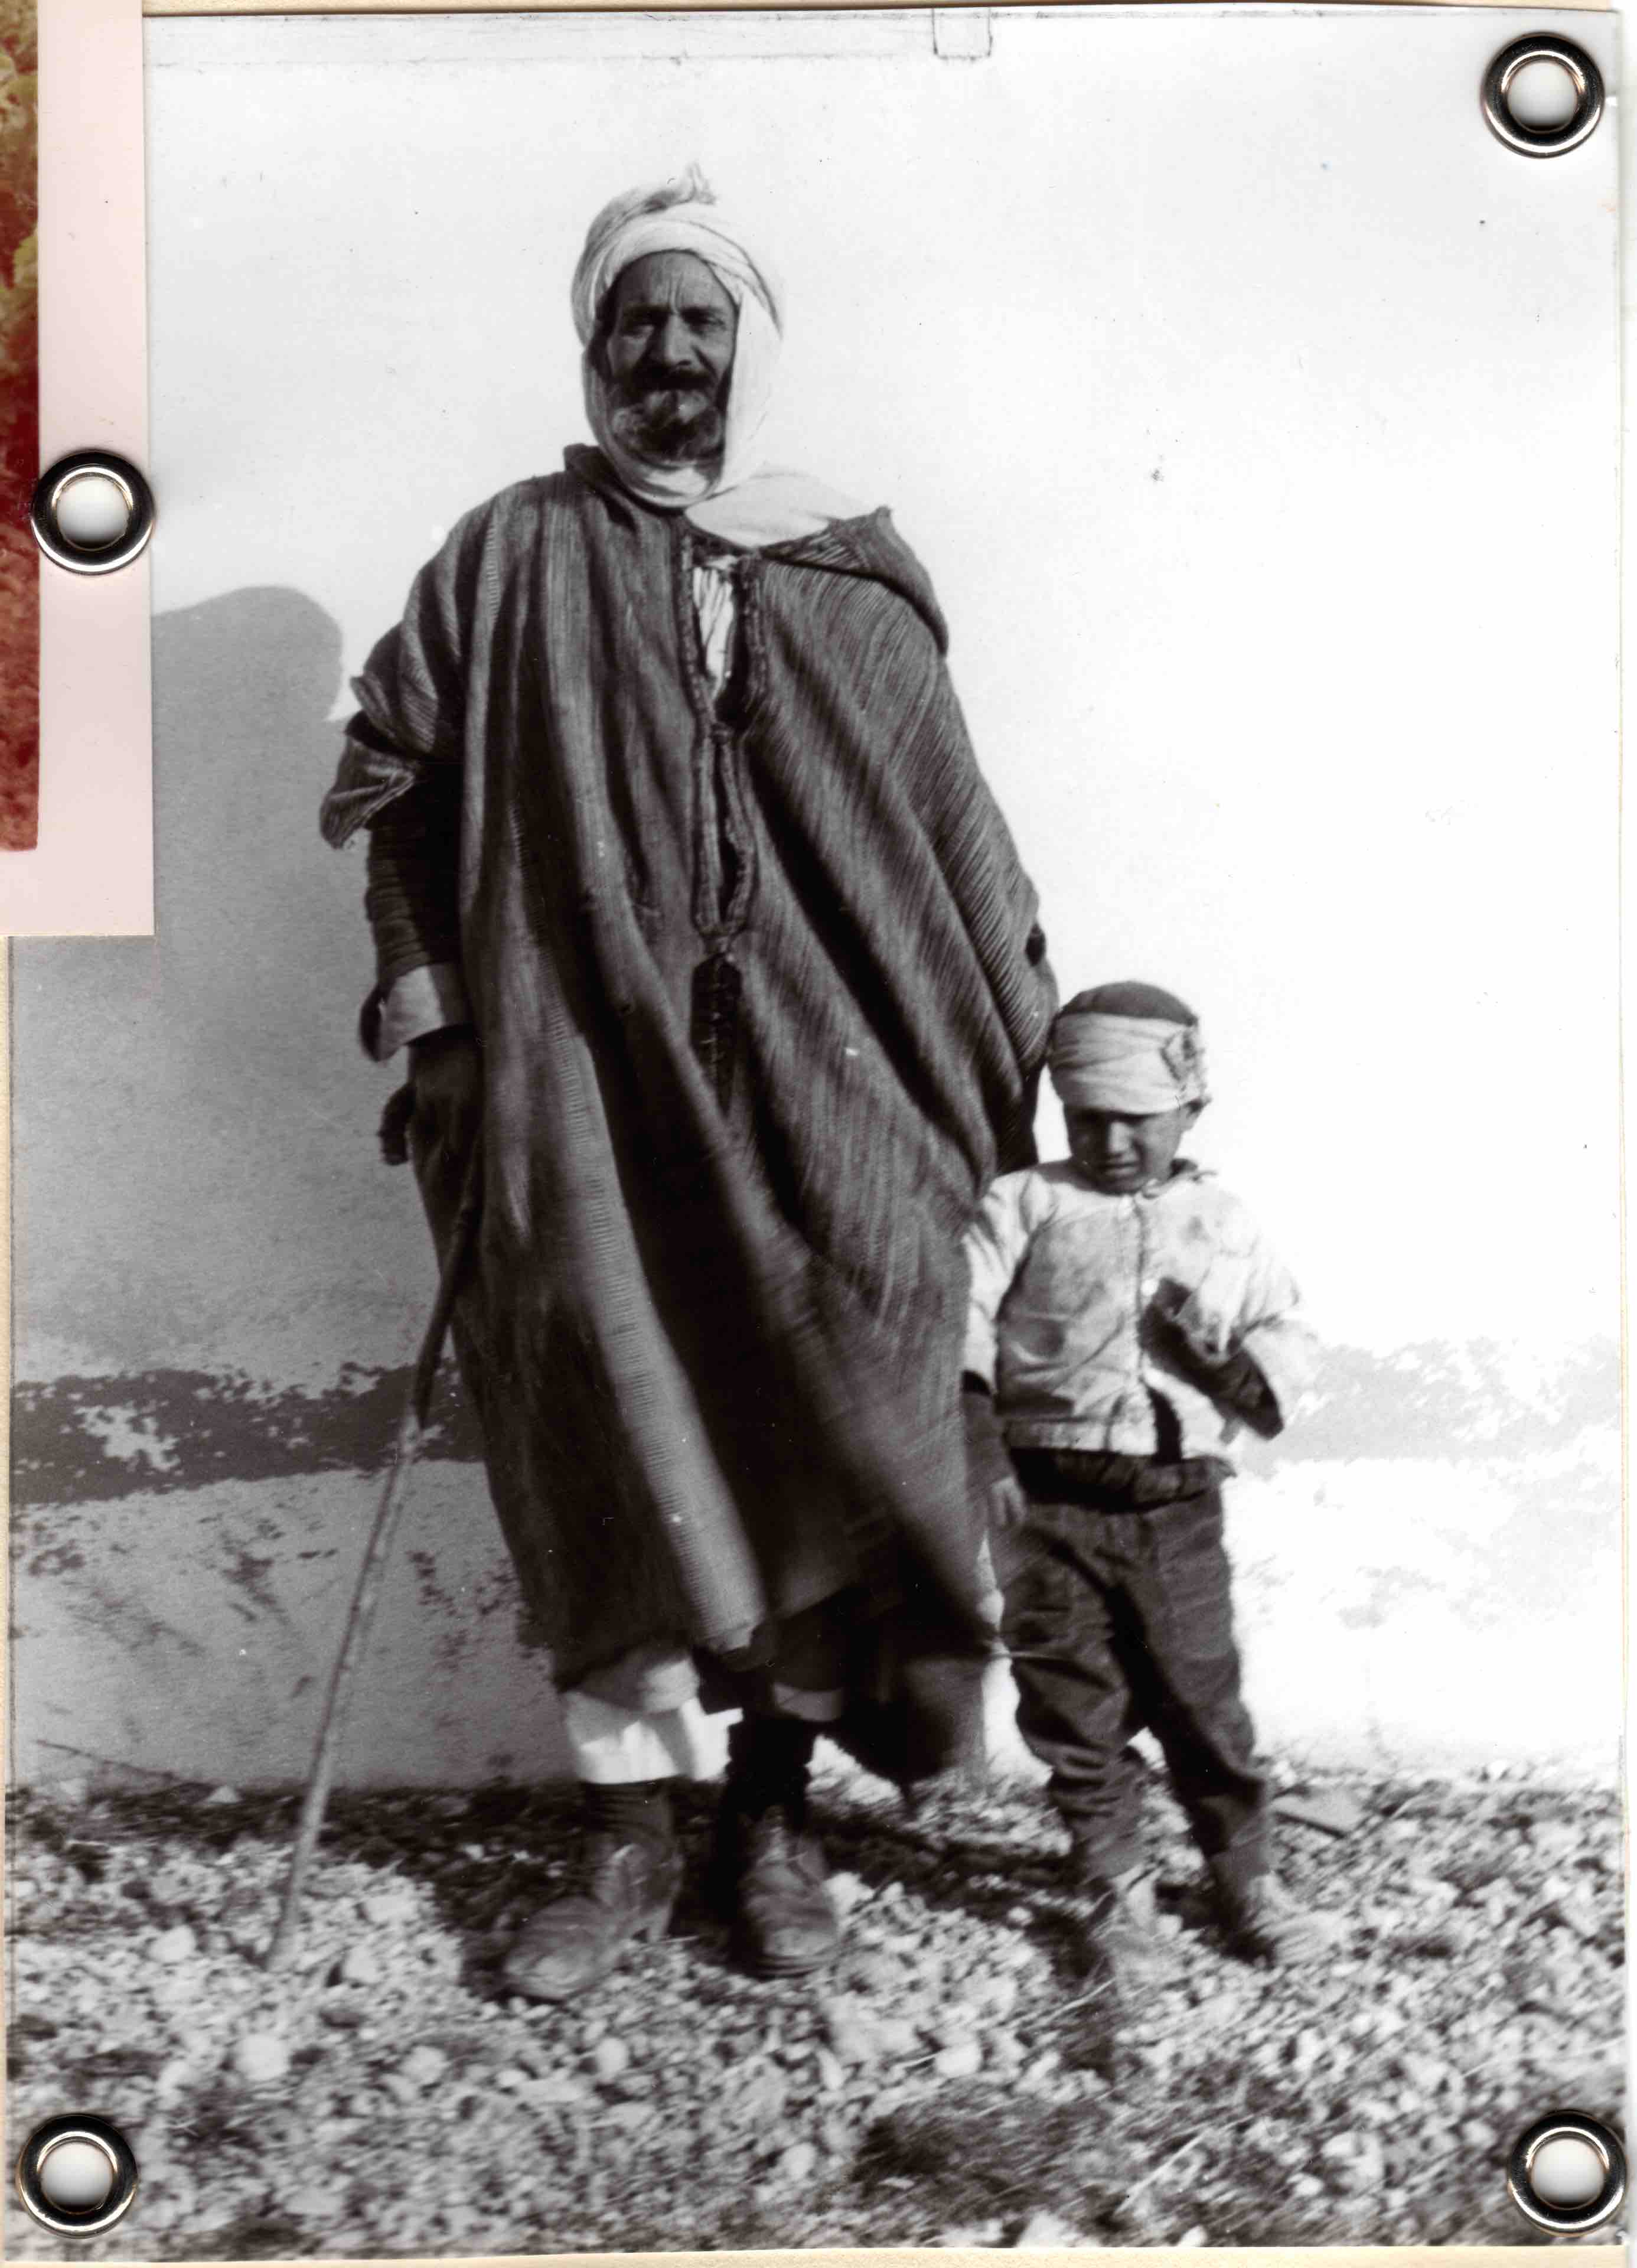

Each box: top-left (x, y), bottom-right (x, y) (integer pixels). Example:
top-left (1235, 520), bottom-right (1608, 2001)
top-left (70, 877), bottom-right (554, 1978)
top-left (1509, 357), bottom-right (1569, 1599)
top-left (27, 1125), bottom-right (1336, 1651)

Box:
top-left (1049, 982), bottom-right (1209, 1115)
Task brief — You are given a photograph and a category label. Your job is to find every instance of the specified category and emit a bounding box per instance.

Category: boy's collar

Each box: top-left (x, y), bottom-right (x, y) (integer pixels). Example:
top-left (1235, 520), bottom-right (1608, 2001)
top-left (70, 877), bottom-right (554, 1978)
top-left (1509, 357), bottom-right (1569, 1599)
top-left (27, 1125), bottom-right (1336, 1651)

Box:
top-left (1061, 1155), bottom-right (1209, 1196)
top-left (1138, 1156), bottom-right (1208, 1198)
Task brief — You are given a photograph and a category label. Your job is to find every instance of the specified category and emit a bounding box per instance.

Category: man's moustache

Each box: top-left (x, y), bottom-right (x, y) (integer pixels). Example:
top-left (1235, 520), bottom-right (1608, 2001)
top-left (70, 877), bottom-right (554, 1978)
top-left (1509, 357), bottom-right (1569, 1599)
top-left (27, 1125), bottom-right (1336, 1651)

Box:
top-left (619, 379), bottom-right (715, 408)
top-left (607, 387), bottom-right (726, 467)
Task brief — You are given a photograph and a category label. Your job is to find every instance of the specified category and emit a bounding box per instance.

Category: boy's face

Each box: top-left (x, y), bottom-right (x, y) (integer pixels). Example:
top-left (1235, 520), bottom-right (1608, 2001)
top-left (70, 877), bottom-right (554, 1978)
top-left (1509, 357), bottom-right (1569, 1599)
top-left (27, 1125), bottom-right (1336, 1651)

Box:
top-left (1066, 1104), bottom-right (1192, 1195)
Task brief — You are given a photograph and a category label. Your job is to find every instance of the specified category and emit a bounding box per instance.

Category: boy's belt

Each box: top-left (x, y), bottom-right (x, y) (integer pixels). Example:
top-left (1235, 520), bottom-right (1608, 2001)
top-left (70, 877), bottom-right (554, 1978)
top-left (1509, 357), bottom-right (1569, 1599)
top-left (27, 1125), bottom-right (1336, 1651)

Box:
top-left (1010, 1445), bottom-right (1232, 1510)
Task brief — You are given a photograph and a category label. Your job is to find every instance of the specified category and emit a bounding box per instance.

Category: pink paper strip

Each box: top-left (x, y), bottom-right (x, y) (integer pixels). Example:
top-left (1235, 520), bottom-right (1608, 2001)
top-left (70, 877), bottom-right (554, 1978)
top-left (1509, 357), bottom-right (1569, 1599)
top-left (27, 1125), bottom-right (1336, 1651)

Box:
top-left (8, 0), bottom-right (150, 931)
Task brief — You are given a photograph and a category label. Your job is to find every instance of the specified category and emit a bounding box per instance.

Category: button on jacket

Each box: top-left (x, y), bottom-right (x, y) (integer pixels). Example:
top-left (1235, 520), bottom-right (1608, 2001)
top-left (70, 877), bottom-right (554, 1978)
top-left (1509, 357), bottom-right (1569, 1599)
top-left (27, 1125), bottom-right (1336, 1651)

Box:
top-left (963, 1160), bottom-right (1316, 1462)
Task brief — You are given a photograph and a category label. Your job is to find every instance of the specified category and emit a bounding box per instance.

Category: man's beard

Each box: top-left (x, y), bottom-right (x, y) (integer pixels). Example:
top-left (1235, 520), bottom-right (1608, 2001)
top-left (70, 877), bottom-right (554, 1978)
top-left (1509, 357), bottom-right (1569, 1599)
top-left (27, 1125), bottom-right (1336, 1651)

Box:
top-left (607, 377), bottom-right (726, 468)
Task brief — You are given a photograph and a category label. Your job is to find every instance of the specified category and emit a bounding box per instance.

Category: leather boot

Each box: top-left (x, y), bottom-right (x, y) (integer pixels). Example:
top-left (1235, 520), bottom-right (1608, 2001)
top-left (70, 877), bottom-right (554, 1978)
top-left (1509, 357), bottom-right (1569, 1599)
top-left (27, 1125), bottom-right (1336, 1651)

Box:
top-left (1071, 1859), bottom-right (1172, 2000)
top-left (502, 1788), bottom-right (683, 2004)
top-left (715, 1805), bottom-right (841, 1978)
top-left (1212, 1863), bottom-right (1345, 1965)
top-left (709, 1718), bottom-right (842, 1979)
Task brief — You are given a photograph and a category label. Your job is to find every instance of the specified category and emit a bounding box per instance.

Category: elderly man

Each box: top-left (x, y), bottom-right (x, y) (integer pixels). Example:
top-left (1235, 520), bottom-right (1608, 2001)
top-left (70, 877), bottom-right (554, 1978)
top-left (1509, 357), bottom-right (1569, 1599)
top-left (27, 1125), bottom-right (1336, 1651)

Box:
top-left (322, 171), bottom-right (1054, 2000)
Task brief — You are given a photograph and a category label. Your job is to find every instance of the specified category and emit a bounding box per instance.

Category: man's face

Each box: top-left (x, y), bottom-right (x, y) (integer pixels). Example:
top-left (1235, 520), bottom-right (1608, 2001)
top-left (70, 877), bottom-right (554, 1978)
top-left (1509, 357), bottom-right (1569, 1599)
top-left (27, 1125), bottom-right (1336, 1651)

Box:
top-left (1065, 1104), bottom-right (1192, 1195)
top-left (601, 251), bottom-right (738, 469)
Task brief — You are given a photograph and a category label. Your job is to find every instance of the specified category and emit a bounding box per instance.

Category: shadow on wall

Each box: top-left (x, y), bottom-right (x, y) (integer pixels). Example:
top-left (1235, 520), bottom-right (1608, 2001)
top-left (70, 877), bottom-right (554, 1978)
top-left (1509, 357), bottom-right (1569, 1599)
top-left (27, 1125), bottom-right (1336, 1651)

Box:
top-left (11, 586), bottom-right (575, 1789)
top-left (8, 588), bottom-right (1623, 1790)
top-left (151, 583), bottom-right (374, 1153)
top-left (14, 586), bottom-right (436, 1387)
top-left (148, 585), bottom-right (405, 1091)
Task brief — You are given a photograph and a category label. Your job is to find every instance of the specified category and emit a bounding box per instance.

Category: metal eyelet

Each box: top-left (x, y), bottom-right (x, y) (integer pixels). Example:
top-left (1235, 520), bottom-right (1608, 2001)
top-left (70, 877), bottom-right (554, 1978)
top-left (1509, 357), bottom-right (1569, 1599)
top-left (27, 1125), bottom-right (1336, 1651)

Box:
top-left (30, 451), bottom-right (156, 575)
top-left (1481, 35), bottom-right (1604, 159)
top-left (1506, 2110), bottom-right (1626, 2234)
top-left (15, 2114), bottom-right (139, 2236)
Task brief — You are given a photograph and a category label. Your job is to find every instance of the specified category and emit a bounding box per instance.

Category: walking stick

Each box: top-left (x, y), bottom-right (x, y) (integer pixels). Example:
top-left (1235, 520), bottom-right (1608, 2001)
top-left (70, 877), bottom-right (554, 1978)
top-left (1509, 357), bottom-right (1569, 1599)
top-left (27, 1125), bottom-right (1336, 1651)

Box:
top-left (266, 1149), bottom-right (484, 1971)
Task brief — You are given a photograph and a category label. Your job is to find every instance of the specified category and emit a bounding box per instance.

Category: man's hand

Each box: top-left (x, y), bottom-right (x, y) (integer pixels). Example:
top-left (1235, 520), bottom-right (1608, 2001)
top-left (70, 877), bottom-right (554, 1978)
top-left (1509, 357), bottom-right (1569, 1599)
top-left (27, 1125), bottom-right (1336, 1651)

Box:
top-left (409, 1027), bottom-right (482, 1162)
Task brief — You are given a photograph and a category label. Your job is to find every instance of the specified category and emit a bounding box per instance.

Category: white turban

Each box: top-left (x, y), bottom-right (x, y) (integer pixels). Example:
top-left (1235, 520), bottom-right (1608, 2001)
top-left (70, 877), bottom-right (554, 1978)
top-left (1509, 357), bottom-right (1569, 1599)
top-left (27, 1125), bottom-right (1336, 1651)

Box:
top-left (572, 165), bottom-right (784, 512)
top-left (1049, 1009), bottom-right (1209, 1116)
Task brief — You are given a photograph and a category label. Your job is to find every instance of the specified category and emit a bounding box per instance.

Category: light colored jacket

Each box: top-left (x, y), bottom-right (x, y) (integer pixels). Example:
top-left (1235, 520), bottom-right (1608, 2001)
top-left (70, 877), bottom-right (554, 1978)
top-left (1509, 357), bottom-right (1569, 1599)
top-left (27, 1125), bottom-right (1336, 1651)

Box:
top-left (963, 1159), bottom-right (1316, 1462)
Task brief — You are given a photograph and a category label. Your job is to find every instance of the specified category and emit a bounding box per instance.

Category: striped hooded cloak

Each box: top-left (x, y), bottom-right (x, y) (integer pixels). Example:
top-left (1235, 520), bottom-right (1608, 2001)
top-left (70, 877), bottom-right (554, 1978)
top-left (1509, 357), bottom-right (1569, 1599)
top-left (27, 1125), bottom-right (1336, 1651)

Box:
top-left (322, 191), bottom-right (1054, 1773)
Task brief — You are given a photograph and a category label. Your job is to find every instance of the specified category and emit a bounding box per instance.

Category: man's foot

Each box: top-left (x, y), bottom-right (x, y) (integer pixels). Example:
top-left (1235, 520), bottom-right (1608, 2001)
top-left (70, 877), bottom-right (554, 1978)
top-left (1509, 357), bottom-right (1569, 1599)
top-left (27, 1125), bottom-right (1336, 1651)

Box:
top-left (1214, 1869), bottom-right (1345, 1964)
top-left (1072, 1863), bottom-right (1171, 2000)
top-left (708, 1712), bottom-right (841, 1979)
top-left (501, 1833), bottom-right (684, 2003)
top-left (711, 1804), bottom-right (842, 1979)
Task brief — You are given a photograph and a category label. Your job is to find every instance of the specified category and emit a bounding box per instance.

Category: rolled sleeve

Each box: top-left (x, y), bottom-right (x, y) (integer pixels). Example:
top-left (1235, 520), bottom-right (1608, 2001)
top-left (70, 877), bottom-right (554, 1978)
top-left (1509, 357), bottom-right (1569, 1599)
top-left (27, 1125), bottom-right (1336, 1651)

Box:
top-left (1237, 1312), bottom-right (1319, 1433)
top-left (1226, 1218), bottom-right (1319, 1433)
top-left (369, 962), bottom-right (473, 1063)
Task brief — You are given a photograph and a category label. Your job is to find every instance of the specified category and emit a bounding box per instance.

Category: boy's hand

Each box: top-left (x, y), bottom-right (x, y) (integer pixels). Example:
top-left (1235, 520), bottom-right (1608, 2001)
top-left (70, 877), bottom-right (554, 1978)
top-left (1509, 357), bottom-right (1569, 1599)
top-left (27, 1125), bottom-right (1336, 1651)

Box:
top-left (1146, 1275), bottom-right (1232, 1366)
top-left (1143, 1279), bottom-right (1282, 1436)
top-left (986, 1471), bottom-right (1030, 1534)
top-left (961, 1377), bottom-right (1028, 1533)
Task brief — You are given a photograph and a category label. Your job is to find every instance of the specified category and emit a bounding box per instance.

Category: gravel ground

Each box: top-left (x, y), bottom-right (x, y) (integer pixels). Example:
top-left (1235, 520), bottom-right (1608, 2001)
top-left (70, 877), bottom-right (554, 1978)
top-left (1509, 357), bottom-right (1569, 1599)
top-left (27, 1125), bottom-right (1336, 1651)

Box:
top-left (6, 1761), bottom-right (1623, 2257)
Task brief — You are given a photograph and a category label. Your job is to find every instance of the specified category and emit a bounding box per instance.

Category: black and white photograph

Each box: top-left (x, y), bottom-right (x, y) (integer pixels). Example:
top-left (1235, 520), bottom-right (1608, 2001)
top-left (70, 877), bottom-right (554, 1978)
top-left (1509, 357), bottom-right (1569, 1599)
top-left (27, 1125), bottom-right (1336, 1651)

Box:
top-left (8, 5), bottom-right (1624, 2256)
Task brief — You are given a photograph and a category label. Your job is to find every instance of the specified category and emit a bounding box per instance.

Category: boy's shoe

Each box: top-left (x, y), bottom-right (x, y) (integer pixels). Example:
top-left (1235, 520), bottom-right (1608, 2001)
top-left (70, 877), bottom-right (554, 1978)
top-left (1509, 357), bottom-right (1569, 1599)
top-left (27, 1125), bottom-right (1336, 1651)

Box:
top-left (501, 1833), bottom-right (684, 2003)
top-left (1072, 1862), bottom-right (1171, 1999)
top-left (1213, 1866), bottom-right (1345, 1964)
top-left (708, 1803), bottom-right (842, 1979)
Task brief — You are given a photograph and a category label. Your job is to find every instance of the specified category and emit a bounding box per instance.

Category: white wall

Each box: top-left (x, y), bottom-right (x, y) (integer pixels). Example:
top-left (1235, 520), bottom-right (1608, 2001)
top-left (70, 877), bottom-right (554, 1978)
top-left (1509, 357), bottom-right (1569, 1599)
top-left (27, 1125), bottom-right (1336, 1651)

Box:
top-left (12, 1394), bottom-right (1620, 1787)
top-left (11, 7), bottom-right (1620, 1790)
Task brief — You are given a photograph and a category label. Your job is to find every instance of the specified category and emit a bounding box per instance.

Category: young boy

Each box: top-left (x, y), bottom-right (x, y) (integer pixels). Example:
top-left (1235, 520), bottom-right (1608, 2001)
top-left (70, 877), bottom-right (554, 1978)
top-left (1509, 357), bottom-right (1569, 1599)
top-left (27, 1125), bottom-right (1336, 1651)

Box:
top-left (961, 981), bottom-right (1340, 1992)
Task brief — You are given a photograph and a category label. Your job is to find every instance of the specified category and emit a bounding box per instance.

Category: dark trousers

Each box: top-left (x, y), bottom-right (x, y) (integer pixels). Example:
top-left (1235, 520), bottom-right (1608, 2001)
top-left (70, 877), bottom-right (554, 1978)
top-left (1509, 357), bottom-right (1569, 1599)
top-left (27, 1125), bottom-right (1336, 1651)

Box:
top-left (999, 1450), bottom-right (1267, 1888)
